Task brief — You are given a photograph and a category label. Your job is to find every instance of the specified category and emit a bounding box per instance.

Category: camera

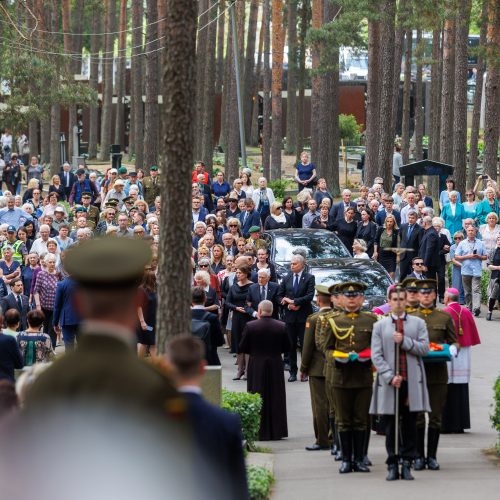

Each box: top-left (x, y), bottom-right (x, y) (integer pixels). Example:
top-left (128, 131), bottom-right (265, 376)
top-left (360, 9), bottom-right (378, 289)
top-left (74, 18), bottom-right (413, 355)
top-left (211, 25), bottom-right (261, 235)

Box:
top-left (473, 249), bottom-right (477, 255)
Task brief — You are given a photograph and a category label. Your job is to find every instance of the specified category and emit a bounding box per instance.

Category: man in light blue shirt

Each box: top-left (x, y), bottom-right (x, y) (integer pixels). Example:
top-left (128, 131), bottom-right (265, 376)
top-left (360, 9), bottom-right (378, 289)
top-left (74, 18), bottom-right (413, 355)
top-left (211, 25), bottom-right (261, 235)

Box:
top-left (0, 196), bottom-right (33, 229)
top-left (454, 226), bottom-right (487, 316)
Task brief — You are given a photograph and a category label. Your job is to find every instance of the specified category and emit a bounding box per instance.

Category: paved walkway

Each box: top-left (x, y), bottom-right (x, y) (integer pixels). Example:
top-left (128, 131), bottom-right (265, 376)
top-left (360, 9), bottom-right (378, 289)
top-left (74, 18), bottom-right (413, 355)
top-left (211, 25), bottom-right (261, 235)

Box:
top-left (221, 314), bottom-right (500, 499)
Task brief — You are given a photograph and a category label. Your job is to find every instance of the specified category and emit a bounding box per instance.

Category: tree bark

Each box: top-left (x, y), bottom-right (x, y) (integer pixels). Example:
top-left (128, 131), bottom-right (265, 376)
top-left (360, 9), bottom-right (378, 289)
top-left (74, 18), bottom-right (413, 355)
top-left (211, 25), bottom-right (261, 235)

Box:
top-left (391, 0), bottom-right (406, 141)
top-left (401, 29), bottom-right (412, 164)
top-left (99, 0), bottom-right (116, 161)
top-left (285, 0), bottom-right (298, 155)
top-left (215, 0), bottom-right (226, 95)
top-left (27, 0), bottom-right (39, 159)
top-left (468, 0), bottom-right (488, 188)
top-left (144, 0), bottom-right (160, 171)
top-left (271, 0), bottom-right (285, 180)
top-left (200, 0), bottom-right (218, 171)
top-left (414, 29), bottom-right (424, 161)
top-left (244, 0), bottom-right (259, 141)
top-left (262, 0), bottom-right (271, 179)
top-left (250, 9), bottom-right (264, 147)
top-left (377, 0), bottom-right (396, 191)
top-left (49, 0), bottom-right (61, 173)
top-left (130, 0), bottom-right (144, 168)
top-left (428, 29), bottom-right (441, 161)
top-left (439, 10), bottom-right (456, 165)
top-left (114, 0), bottom-right (127, 147)
top-left (296, 0), bottom-right (309, 159)
top-left (88, 7), bottom-right (102, 160)
top-left (452, 0), bottom-right (472, 195)
top-left (157, 0), bottom-right (198, 349)
top-left (310, 0), bottom-right (323, 164)
top-left (61, 0), bottom-right (75, 158)
top-left (483, 0), bottom-right (500, 180)
top-left (364, 18), bottom-right (381, 186)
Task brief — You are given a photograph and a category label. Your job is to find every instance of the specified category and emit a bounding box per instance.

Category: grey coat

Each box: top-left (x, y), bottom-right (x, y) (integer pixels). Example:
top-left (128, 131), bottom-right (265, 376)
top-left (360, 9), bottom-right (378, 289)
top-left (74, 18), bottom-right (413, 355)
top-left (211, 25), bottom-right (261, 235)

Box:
top-left (369, 315), bottom-right (431, 415)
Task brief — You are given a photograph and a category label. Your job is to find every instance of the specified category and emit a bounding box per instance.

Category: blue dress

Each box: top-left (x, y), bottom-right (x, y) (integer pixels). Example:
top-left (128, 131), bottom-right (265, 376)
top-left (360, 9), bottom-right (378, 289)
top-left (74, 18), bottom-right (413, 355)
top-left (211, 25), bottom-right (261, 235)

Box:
top-left (212, 181), bottom-right (231, 199)
top-left (296, 162), bottom-right (316, 191)
top-left (441, 203), bottom-right (465, 237)
top-left (475, 198), bottom-right (499, 225)
top-left (461, 201), bottom-right (477, 221)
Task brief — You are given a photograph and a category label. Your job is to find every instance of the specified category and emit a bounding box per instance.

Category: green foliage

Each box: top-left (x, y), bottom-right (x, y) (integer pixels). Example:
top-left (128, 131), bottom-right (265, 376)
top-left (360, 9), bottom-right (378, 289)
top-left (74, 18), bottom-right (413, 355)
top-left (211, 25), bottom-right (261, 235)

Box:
top-left (339, 114), bottom-right (362, 145)
top-left (246, 465), bottom-right (274, 500)
top-left (481, 269), bottom-right (490, 304)
top-left (222, 390), bottom-right (262, 449)
top-left (491, 375), bottom-right (500, 454)
top-left (268, 179), bottom-right (291, 202)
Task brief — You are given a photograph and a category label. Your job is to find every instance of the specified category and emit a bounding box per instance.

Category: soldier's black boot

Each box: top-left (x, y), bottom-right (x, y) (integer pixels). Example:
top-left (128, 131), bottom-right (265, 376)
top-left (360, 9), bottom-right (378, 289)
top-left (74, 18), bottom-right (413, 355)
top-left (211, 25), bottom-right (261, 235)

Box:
top-left (386, 463), bottom-right (399, 481)
top-left (400, 461), bottom-right (414, 480)
top-left (338, 431), bottom-right (353, 473)
top-left (329, 418), bottom-right (337, 456)
top-left (414, 427), bottom-right (426, 470)
top-left (362, 428), bottom-right (372, 466)
top-left (427, 427), bottom-right (441, 470)
top-left (352, 430), bottom-right (370, 472)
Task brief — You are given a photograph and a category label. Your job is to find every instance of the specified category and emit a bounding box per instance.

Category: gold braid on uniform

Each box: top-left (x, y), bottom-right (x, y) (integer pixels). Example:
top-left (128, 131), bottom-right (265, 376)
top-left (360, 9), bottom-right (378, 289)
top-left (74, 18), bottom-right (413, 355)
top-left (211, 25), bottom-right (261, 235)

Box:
top-left (328, 317), bottom-right (354, 340)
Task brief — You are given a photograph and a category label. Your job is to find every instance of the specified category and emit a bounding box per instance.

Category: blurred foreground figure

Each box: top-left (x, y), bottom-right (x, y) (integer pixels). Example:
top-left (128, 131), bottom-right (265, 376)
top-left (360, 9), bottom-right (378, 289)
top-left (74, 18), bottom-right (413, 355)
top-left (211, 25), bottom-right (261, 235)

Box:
top-left (0, 238), bottom-right (224, 500)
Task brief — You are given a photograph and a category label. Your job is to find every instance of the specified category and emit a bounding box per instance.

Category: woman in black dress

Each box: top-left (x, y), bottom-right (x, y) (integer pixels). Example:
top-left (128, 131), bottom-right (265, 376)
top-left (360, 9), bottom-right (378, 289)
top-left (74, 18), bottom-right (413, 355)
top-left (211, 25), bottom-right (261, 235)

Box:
top-left (373, 214), bottom-right (399, 279)
top-left (48, 174), bottom-right (66, 201)
top-left (225, 264), bottom-right (254, 380)
top-left (333, 206), bottom-right (358, 255)
top-left (355, 208), bottom-right (378, 257)
top-left (264, 202), bottom-right (291, 230)
top-left (282, 196), bottom-right (300, 228)
top-left (486, 235), bottom-right (500, 321)
top-left (311, 203), bottom-right (335, 231)
top-left (136, 271), bottom-right (157, 357)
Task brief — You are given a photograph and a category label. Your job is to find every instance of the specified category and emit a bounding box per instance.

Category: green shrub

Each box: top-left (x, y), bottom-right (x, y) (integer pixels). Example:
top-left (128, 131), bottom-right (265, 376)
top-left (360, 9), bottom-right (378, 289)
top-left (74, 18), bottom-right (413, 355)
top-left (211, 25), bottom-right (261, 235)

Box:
top-left (247, 465), bottom-right (274, 500)
top-left (339, 114), bottom-right (362, 145)
top-left (491, 375), bottom-right (500, 454)
top-left (268, 179), bottom-right (290, 202)
top-left (481, 269), bottom-right (490, 304)
top-left (222, 389), bottom-right (262, 448)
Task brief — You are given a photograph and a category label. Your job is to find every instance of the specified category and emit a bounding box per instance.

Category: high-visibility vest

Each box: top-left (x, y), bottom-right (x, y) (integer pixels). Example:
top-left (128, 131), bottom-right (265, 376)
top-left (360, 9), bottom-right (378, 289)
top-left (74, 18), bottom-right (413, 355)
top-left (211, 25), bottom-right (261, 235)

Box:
top-left (1, 239), bottom-right (24, 264)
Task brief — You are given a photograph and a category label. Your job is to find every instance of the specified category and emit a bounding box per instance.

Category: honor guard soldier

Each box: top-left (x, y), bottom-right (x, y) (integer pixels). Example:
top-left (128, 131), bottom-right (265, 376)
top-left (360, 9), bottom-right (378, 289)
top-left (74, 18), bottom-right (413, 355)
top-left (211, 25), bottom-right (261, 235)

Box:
top-left (300, 285), bottom-right (333, 451)
top-left (401, 277), bottom-right (420, 313)
top-left (143, 165), bottom-right (160, 207)
top-left (414, 279), bottom-right (458, 471)
top-left (321, 282), bottom-right (378, 473)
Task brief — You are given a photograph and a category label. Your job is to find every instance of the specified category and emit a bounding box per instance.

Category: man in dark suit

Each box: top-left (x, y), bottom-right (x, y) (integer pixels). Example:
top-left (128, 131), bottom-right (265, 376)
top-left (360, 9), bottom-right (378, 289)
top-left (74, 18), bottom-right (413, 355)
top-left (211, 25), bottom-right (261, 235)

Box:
top-left (0, 306), bottom-right (23, 382)
top-left (1, 278), bottom-right (29, 330)
top-left (166, 336), bottom-right (248, 500)
top-left (191, 286), bottom-right (223, 366)
top-left (245, 268), bottom-right (280, 319)
top-left (239, 198), bottom-right (261, 238)
top-left (375, 196), bottom-right (402, 227)
top-left (418, 215), bottom-right (440, 282)
top-left (191, 197), bottom-right (208, 229)
top-left (330, 189), bottom-right (357, 220)
top-left (53, 276), bottom-right (81, 351)
top-left (399, 210), bottom-right (423, 279)
top-left (59, 162), bottom-right (76, 200)
top-left (407, 256), bottom-right (427, 280)
top-left (277, 254), bottom-right (315, 382)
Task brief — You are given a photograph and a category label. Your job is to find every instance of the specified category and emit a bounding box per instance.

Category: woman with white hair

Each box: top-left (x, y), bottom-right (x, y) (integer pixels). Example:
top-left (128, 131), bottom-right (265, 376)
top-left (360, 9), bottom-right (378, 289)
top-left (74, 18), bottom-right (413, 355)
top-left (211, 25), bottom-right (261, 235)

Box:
top-left (441, 190), bottom-right (465, 236)
top-left (479, 212), bottom-right (500, 255)
top-left (264, 201), bottom-right (291, 230)
top-left (475, 187), bottom-right (499, 225)
top-left (352, 239), bottom-right (369, 259)
top-left (193, 269), bottom-right (220, 314)
top-left (252, 177), bottom-right (275, 225)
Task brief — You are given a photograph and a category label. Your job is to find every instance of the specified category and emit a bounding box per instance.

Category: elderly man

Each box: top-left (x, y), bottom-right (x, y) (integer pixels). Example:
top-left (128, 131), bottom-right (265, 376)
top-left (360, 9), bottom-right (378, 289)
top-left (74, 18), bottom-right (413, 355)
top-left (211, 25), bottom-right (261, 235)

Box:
top-left (245, 268), bottom-right (280, 319)
top-left (59, 162), bottom-right (76, 199)
top-left (330, 189), bottom-right (357, 220)
top-left (454, 225), bottom-right (487, 316)
top-left (0, 195), bottom-right (33, 228)
top-left (277, 254), bottom-right (315, 382)
top-left (104, 179), bottom-right (127, 208)
top-left (96, 208), bottom-right (118, 236)
top-left (302, 199), bottom-right (320, 228)
top-left (31, 224), bottom-right (57, 255)
top-left (116, 213), bottom-right (133, 238)
top-left (80, 192), bottom-right (100, 226)
top-left (400, 192), bottom-right (418, 224)
top-left (69, 168), bottom-right (99, 205)
top-left (418, 216), bottom-right (440, 282)
top-left (52, 206), bottom-right (69, 233)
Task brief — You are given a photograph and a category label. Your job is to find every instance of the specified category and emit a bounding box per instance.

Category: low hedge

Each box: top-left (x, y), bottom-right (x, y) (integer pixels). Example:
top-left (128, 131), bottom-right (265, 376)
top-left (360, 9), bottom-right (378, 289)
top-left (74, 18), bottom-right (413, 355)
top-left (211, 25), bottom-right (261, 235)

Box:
top-left (222, 389), bottom-right (262, 449)
top-left (491, 375), bottom-right (500, 454)
top-left (447, 265), bottom-right (490, 304)
top-left (247, 465), bottom-right (274, 500)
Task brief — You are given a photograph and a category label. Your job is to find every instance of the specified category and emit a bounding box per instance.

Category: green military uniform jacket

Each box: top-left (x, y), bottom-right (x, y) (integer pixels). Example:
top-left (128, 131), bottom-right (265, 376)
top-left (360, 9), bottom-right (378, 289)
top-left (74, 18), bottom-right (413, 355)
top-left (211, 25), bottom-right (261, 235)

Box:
top-left (69, 220), bottom-right (96, 233)
top-left (322, 310), bottom-right (378, 388)
top-left (414, 306), bottom-right (458, 385)
top-left (143, 176), bottom-right (160, 206)
top-left (405, 304), bottom-right (420, 314)
top-left (300, 308), bottom-right (331, 377)
top-left (246, 238), bottom-right (268, 250)
top-left (83, 205), bottom-right (100, 226)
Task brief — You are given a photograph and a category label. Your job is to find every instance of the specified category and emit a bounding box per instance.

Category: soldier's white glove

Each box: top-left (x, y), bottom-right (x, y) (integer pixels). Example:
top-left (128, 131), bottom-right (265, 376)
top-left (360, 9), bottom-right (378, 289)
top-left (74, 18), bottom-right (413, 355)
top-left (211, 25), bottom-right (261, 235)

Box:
top-left (449, 345), bottom-right (458, 357)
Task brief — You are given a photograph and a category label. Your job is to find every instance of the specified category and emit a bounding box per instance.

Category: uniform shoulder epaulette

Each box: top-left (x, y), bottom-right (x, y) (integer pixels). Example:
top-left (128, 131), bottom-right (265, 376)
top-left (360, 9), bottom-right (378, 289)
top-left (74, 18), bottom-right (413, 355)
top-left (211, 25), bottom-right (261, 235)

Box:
top-left (362, 311), bottom-right (380, 320)
top-left (433, 309), bottom-right (451, 318)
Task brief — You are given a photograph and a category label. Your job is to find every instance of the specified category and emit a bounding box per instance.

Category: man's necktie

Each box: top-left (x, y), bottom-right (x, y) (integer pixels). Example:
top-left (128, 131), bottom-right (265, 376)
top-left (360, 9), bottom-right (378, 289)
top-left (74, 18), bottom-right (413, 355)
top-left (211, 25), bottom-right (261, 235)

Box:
top-left (407, 225), bottom-right (413, 238)
top-left (66, 172), bottom-right (69, 187)
top-left (293, 274), bottom-right (299, 295)
top-left (243, 211), bottom-right (248, 224)
top-left (260, 286), bottom-right (266, 301)
top-left (16, 295), bottom-right (22, 311)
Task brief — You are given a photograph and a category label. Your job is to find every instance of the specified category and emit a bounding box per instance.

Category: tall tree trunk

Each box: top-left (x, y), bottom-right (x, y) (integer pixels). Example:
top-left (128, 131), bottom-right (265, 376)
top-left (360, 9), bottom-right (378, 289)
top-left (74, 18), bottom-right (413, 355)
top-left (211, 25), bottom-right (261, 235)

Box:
top-left (364, 18), bottom-right (381, 186)
top-left (428, 29), bottom-right (442, 161)
top-left (157, 0), bottom-right (197, 348)
top-left (262, 0), bottom-right (271, 179)
top-left (452, 0), bottom-right (472, 195)
top-left (114, 0), bottom-right (127, 147)
top-left (62, 0), bottom-right (75, 159)
top-left (70, 0), bottom-right (84, 157)
top-left (49, 0), bottom-right (61, 174)
top-left (200, 0), bottom-right (218, 171)
top-left (220, 17), bottom-right (232, 155)
top-left (271, 0), bottom-right (285, 180)
top-left (401, 29), bottom-right (412, 164)
top-left (130, 0), bottom-right (144, 168)
top-left (414, 29), bottom-right (424, 161)
top-left (391, 0), bottom-right (406, 141)
top-left (99, 0), bottom-right (116, 161)
top-left (483, 0), bottom-right (500, 180)
top-left (377, 0), bottom-right (396, 192)
top-left (88, 7), bottom-right (102, 160)
top-left (285, 0), bottom-right (298, 155)
top-left (310, 0), bottom-right (323, 164)
top-left (469, 0), bottom-right (488, 188)
top-left (215, 0), bottom-right (226, 94)
top-left (296, 0), bottom-right (309, 159)
top-left (439, 10), bottom-right (456, 165)
top-left (144, 0), bottom-right (160, 171)
top-left (250, 10), bottom-right (264, 147)
top-left (27, 0), bottom-right (39, 159)
top-left (244, 0), bottom-right (259, 141)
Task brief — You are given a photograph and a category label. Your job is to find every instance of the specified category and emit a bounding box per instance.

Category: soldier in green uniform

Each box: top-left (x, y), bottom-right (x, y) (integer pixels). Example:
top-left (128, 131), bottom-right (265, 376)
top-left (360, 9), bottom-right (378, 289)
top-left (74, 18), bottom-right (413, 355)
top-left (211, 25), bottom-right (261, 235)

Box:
top-left (401, 277), bottom-right (421, 313)
top-left (322, 282), bottom-right (379, 473)
top-left (69, 207), bottom-right (96, 233)
top-left (142, 165), bottom-right (160, 207)
top-left (79, 192), bottom-right (100, 226)
top-left (300, 285), bottom-right (333, 451)
top-left (246, 226), bottom-right (268, 250)
top-left (413, 279), bottom-right (458, 471)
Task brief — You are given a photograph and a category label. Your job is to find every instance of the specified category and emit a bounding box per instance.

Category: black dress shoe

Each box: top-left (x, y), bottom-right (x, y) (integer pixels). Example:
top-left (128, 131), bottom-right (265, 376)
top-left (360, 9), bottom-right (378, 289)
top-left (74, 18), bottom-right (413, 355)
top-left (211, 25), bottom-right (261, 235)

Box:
top-left (352, 461), bottom-right (370, 472)
top-left (386, 464), bottom-right (399, 481)
top-left (284, 363), bottom-right (291, 371)
top-left (400, 461), bottom-right (414, 480)
top-left (414, 457), bottom-right (425, 470)
top-left (305, 443), bottom-right (330, 451)
top-left (339, 461), bottom-right (352, 473)
top-left (288, 374), bottom-right (297, 382)
top-left (334, 450), bottom-right (342, 461)
top-left (487, 312), bottom-right (492, 321)
top-left (427, 457), bottom-right (440, 470)
top-left (474, 308), bottom-right (480, 317)
top-left (362, 455), bottom-right (372, 466)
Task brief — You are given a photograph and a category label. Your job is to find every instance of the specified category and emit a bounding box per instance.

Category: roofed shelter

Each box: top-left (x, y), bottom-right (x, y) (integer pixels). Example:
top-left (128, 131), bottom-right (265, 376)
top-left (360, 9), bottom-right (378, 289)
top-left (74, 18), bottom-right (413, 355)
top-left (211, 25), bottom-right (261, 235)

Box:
top-left (400, 160), bottom-right (454, 193)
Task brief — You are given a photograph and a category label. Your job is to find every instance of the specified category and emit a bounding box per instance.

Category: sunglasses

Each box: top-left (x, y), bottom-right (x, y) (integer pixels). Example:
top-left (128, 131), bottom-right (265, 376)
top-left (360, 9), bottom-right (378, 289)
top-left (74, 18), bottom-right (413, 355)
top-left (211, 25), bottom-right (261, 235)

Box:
top-left (454, 237), bottom-right (463, 240)
top-left (229, 224), bottom-right (238, 227)
top-left (413, 262), bottom-right (424, 266)
top-left (199, 264), bottom-right (209, 268)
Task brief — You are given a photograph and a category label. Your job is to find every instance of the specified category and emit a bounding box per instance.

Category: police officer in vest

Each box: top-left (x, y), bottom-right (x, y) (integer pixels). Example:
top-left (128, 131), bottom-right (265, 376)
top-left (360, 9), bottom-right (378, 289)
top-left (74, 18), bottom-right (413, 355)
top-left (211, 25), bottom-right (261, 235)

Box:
top-left (1, 225), bottom-right (28, 265)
